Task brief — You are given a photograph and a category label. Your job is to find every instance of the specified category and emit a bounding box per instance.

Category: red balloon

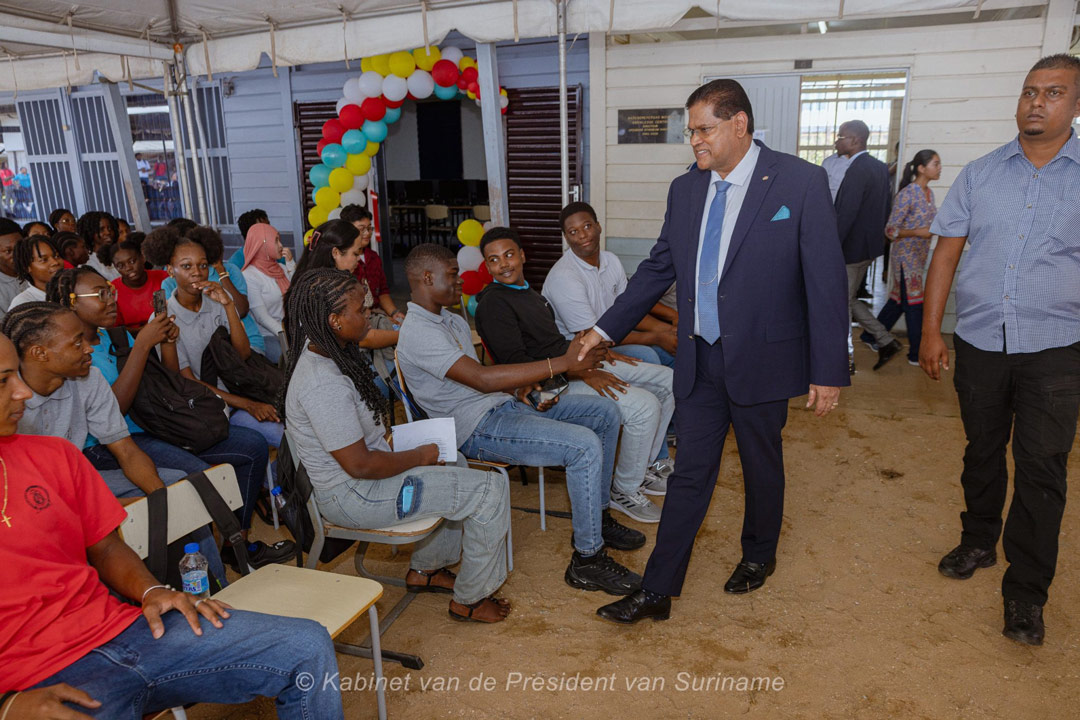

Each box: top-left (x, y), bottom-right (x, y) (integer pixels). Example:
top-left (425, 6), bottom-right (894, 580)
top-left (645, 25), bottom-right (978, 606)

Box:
top-left (431, 59), bottom-right (459, 87)
top-left (461, 66), bottom-right (479, 84)
top-left (339, 104), bottom-right (364, 130)
top-left (467, 81), bottom-right (479, 96)
top-left (316, 138), bottom-right (331, 156)
top-left (383, 96), bottom-right (404, 109)
top-left (477, 264), bottom-right (493, 285)
top-left (360, 97), bottom-right (386, 122)
top-left (460, 271), bottom-right (484, 296)
top-left (457, 76), bottom-right (469, 91)
top-left (322, 118), bottom-right (345, 143)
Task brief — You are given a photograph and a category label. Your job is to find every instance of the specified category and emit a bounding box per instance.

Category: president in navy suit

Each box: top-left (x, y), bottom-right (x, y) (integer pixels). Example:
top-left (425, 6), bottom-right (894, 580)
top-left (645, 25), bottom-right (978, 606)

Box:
top-left (582, 79), bottom-right (851, 624)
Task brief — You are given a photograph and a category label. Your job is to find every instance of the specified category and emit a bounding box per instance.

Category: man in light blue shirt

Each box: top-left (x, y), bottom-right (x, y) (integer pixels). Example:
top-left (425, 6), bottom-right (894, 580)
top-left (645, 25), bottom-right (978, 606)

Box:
top-left (920, 53), bottom-right (1080, 648)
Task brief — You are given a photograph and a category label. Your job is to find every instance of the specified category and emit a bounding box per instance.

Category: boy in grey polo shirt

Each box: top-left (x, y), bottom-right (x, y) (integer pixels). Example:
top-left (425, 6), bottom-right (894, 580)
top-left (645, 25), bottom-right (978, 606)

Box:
top-left (397, 244), bottom-right (646, 600)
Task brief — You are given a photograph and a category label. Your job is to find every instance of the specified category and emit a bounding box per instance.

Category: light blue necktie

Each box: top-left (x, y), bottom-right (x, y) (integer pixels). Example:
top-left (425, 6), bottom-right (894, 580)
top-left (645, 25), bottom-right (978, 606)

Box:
top-left (697, 180), bottom-right (730, 344)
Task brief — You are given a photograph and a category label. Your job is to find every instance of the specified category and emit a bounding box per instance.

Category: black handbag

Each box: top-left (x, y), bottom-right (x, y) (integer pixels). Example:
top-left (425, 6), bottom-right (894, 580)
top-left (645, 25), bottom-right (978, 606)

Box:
top-left (200, 326), bottom-right (284, 405)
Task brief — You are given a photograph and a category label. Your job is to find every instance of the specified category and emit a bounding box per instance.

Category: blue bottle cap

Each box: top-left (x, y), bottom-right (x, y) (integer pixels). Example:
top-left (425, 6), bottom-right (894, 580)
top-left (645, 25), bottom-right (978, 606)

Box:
top-left (184, 542), bottom-right (200, 554)
top-left (271, 486), bottom-right (282, 496)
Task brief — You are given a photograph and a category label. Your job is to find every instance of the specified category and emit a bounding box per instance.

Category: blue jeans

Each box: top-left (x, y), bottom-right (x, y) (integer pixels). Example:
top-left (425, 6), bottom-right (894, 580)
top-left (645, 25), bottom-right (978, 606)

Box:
top-left (262, 333), bottom-right (282, 364)
top-left (230, 410), bottom-right (284, 449)
top-left (30, 610), bottom-right (343, 719)
top-left (459, 396), bottom-right (620, 556)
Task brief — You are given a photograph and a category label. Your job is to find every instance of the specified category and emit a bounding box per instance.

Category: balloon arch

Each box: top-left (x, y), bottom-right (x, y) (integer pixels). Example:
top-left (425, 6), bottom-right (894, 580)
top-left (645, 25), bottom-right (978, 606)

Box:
top-left (306, 44), bottom-right (508, 310)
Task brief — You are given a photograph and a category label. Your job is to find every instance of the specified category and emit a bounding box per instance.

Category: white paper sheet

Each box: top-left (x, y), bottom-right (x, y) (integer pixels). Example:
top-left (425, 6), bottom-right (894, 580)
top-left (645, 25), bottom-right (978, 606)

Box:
top-left (391, 418), bottom-right (457, 463)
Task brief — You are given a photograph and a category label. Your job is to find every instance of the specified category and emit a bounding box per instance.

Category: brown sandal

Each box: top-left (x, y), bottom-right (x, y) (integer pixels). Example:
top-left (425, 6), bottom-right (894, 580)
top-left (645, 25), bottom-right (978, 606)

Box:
top-left (449, 596), bottom-right (511, 623)
top-left (405, 567), bottom-right (457, 594)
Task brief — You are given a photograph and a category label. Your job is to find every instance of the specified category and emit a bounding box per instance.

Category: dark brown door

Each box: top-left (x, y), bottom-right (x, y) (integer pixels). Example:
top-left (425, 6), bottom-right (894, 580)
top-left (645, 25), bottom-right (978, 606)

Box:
top-left (505, 85), bottom-right (583, 290)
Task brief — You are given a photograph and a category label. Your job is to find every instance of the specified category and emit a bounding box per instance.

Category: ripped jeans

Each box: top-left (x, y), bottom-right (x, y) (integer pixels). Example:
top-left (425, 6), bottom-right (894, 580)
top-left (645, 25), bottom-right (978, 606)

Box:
top-left (313, 464), bottom-right (509, 606)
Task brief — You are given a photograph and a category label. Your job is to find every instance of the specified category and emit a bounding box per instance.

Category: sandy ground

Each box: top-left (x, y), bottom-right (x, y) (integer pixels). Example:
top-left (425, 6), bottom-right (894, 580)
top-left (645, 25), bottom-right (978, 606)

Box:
top-left (192, 339), bottom-right (1080, 719)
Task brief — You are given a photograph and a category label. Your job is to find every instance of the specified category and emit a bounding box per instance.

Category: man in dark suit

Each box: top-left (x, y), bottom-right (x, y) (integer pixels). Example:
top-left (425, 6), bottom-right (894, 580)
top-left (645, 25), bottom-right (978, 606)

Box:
top-left (577, 79), bottom-right (850, 624)
top-left (834, 120), bottom-right (900, 370)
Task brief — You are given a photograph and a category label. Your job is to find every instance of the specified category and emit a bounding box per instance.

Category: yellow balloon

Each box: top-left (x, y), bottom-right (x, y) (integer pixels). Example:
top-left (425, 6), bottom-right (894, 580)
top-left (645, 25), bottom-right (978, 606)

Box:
top-left (360, 57), bottom-right (373, 73)
top-left (363, 141), bottom-right (380, 157)
top-left (315, 186), bottom-right (340, 211)
top-left (466, 90), bottom-right (476, 100)
top-left (328, 167), bottom-right (354, 193)
top-left (458, 56), bottom-right (477, 71)
top-left (457, 219), bottom-right (484, 247)
top-left (303, 228), bottom-right (315, 247)
top-left (345, 153), bottom-right (372, 176)
top-left (413, 45), bottom-right (441, 71)
top-left (388, 51), bottom-right (416, 78)
top-left (370, 54), bottom-right (391, 76)
top-left (308, 205), bottom-right (329, 228)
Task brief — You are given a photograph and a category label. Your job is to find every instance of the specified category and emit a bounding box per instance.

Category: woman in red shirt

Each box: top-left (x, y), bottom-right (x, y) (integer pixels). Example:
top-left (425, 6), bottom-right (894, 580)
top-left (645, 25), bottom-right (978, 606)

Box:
top-left (109, 240), bottom-right (167, 330)
top-left (340, 204), bottom-right (405, 324)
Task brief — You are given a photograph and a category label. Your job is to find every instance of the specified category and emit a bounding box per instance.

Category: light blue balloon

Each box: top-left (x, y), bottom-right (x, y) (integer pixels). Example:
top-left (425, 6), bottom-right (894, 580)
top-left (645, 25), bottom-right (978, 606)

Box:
top-left (466, 295), bottom-right (478, 316)
top-left (311, 187), bottom-right (319, 205)
top-left (320, 143), bottom-right (346, 169)
top-left (383, 106), bottom-right (402, 124)
top-left (308, 163), bottom-right (331, 188)
top-left (433, 84), bottom-right (458, 101)
top-left (362, 119), bottom-right (388, 144)
top-left (341, 129), bottom-right (367, 155)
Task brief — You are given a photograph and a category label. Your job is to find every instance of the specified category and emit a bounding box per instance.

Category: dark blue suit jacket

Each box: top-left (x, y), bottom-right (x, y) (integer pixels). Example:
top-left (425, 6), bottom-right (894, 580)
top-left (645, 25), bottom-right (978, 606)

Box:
top-left (834, 152), bottom-right (892, 264)
top-left (597, 141), bottom-right (850, 404)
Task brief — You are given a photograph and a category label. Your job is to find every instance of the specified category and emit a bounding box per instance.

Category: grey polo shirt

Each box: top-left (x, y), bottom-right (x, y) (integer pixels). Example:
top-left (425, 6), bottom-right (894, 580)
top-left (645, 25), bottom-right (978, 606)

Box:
top-left (541, 249), bottom-right (628, 338)
top-left (17, 366), bottom-right (129, 449)
top-left (165, 292), bottom-right (229, 382)
top-left (0, 271), bottom-right (24, 324)
top-left (396, 302), bottom-right (510, 448)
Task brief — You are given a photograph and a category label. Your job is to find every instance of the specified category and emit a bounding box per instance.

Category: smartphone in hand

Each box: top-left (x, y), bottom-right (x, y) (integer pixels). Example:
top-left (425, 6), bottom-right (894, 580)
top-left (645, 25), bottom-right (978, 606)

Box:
top-left (152, 289), bottom-right (167, 318)
top-left (528, 375), bottom-right (569, 407)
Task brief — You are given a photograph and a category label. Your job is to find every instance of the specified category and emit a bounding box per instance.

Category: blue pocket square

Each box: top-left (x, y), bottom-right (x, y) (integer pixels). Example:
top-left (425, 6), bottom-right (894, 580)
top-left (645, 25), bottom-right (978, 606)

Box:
top-left (771, 206), bottom-right (791, 222)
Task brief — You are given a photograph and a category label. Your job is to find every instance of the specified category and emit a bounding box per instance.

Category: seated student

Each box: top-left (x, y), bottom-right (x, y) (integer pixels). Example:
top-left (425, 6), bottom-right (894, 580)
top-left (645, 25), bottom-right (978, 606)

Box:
top-left (23, 221), bottom-right (51, 238)
top-left (1, 301), bottom-right (226, 579)
top-left (55, 230), bottom-right (91, 269)
top-left (142, 226), bottom-right (283, 450)
top-left (542, 201), bottom-right (678, 369)
top-left (77, 210), bottom-right (121, 281)
top-left (0, 219), bottom-right (25, 321)
top-left (116, 217), bottom-right (132, 242)
top-left (108, 240), bottom-right (169, 331)
top-left (397, 244), bottom-right (644, 599)
top-left (227, 207), bottom-right (271, 267)
top-left (0, 333), bottom-right (344, 719)
top-left (284, 269), bottom-right (511, 622)
top-left (475, 227), bottom-right (675, 523)
top-left (159, 224), bottom-right (264, 355)
top-left (9, 234), bottom-right (63, 310)
top-left (48, 207), bottom-right (77, 235)
top-left (652, 282), bottom-right (678, 325)
top-left (48, 267), bottom-right (293, 569)
top-left (341, 204), bottom-right (405, 323)
top-left (292, 220), bottom-right (398, 393)
top-left (240, 224), bottom-right (295, 363)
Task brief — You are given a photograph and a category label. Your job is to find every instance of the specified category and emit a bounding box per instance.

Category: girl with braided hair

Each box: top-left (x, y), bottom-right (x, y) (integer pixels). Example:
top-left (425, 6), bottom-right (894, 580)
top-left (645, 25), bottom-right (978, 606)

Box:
top-left (8, 234), bottom-right (63, 310)
top-left (282, 268), bottom-right (511, 623)
top-left (47, 266), bottom-right (294, 570)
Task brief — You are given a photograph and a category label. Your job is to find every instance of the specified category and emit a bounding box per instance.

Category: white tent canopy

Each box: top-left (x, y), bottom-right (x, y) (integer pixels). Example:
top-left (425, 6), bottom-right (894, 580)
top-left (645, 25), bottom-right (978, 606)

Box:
top-left (0, 0), bottom-right (1004, 92)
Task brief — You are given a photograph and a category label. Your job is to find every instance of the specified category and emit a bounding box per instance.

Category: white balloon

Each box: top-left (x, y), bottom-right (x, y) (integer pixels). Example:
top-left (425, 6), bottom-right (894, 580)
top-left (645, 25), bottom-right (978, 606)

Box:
top-left (335, 97), bottom-right (348, 114)
top-left (358, 70), bottom-right (384, 98)
top-left (440, 46), bottom-right (463, 65)
top-left (351, 173), bottom-right (369, 191)
top-left (343, 77), bottom-right (365, 104)
top-left (482, 221), bottom-right (495, 231)
top-left (328, 207), bottom-right (343, 220)
top-left (499, 94), bottom-right (509, 109)
top-left (341, 186), bottom-right (367, 206)
top-left (457, 245), bottom-right (483, 274)
top-left (382, 75), bottom-right (408, 102)
top-left (407, 69), bottom-right (435, 100)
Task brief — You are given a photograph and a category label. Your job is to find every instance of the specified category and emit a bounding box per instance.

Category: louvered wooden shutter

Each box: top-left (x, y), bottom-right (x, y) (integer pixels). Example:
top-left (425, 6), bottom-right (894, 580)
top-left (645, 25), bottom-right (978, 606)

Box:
top-left (294, 101), bottom-right (338, 225)
top-left (505, 85), bottom-right (582, 290)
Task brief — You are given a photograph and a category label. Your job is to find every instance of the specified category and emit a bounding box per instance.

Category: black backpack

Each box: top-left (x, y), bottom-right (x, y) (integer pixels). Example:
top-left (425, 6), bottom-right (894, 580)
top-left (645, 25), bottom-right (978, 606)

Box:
top-left (200, 326), bottom-right (284, 405)
top-left (274, 434), bottom-right (352, 564)
top-left (108, 329), bottom-right (230, 454)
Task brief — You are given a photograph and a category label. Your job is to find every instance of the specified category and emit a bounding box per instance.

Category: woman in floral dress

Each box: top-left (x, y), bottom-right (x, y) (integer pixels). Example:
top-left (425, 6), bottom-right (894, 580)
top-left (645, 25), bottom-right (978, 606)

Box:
top-left (863, 149), bottom-right (941, 364)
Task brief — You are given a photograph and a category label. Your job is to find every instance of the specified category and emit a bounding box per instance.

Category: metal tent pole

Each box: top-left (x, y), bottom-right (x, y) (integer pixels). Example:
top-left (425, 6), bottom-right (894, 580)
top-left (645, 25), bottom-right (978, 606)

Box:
top-left (165, 62), bottom-right (195, 220)
top-left (177, 60), bottom-right (210, 223)
top-left (557, 0), bottom-right (570, 207)
top-left (183, 53), bottom-right (220, 227)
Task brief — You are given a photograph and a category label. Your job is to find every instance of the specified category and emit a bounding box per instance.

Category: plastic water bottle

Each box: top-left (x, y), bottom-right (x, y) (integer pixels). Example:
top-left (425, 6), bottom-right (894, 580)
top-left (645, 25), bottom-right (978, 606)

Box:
top-left (271, 485), bottom-right (287, 510)
top-left (179, 543), bottom-right (210, 599)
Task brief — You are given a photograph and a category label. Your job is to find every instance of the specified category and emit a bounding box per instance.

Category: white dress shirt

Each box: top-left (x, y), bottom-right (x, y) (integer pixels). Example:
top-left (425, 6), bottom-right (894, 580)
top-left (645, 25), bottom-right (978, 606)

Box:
top-left (693, 141), bottom-right (760, 336)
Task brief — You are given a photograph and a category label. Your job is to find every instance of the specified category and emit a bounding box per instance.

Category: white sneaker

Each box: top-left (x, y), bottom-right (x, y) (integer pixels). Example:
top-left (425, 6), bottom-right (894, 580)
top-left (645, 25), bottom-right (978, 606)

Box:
top-left (609, 490), bottom-right (663, 523)
top-left (640, 468), bottom-right (668, 496)
top-left (649, 459), bottom-right (674, 478)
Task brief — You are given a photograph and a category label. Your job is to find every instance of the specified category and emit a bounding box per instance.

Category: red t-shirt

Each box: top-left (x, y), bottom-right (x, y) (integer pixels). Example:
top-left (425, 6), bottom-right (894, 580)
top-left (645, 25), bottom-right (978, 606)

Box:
top-left (353, 247), bottom-right (389, 299)
top-left (111, 270), bottom-right (168, 330)
top-left (0, 434), bottom-right (142, 689)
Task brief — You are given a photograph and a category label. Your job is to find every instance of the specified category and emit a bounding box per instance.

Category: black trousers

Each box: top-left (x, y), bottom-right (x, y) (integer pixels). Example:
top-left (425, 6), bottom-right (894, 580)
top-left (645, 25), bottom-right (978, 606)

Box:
top-left (953, 335), bottom-right (1080, 606)
top-left (642, 337), bottom-right (788, 597)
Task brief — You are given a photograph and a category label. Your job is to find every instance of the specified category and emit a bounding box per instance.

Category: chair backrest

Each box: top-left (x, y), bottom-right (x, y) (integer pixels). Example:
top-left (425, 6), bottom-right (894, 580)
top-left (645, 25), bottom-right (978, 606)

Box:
top-left (391, 349), bottom-right (430, 423)
top-left (119, 465), bottom-right (244, 559)
top-left (425, 204), bottom-right (449, 221)
top-left (472, 204), bottom-right (491, 222)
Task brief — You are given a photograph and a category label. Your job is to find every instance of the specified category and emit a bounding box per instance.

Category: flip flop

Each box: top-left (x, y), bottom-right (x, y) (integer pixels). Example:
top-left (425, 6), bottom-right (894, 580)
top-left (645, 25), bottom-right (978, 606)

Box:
top-left (449, 596), bottom-right (512, 623)
top-left (405, 567), bottom-right (457, 594)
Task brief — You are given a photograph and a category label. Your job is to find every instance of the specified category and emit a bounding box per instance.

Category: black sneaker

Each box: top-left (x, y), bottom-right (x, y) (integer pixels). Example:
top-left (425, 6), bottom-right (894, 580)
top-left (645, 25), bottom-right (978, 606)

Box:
top-left (564, 550), bottom-right (642, 595)
top-left (221, 539), bottom-right (297, 573)
top-left (603, 509), bottom-right (646, 550)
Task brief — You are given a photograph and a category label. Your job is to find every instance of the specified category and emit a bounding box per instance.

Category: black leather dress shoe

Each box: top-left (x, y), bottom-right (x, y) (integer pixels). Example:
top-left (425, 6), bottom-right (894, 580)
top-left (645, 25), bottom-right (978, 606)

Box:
top-left (723, 559), bottom-right (776, 594)
top-left (1003, 598), bottom-right (1044, 646)
top-left (597, 590), bottom-right (671, 624)
top-left (938, 544), bottom-right (996, 579)
top-left (873, 339), bottom-right (903, 370)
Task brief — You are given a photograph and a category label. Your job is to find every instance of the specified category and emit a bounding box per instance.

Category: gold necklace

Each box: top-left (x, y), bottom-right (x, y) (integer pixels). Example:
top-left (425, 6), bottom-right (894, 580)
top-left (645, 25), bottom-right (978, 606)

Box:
top-left (0, 455), bottom-right (9, 528)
